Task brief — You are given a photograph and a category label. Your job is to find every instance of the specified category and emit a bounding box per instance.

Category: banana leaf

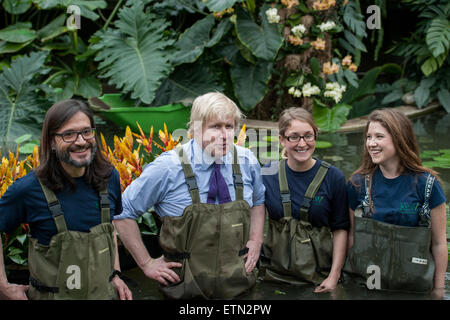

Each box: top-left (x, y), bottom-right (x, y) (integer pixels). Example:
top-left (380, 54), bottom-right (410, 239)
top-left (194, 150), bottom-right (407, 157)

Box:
top-left (93, 0), bottom-right (176, 104)
top-left (0, 51), bottom-right (50, 144)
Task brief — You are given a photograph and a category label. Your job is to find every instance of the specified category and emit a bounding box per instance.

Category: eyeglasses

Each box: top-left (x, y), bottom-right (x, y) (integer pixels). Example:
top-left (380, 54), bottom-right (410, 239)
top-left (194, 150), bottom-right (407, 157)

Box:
top-left (54, 128), bottom-right (96, 143)
top-left (285, 133), bottom-right (316, 143)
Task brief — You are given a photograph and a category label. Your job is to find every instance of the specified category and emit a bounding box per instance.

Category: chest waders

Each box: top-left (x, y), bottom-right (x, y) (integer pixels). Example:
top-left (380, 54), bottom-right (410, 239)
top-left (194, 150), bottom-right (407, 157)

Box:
top-left (343, 173), bottom-right (435, 292)
top-left (27, 180), bottom-right (118, 300)
top-left (260, 159), bottom-right (333, 285)
top-left (158, 146), bottom-right (256, 299)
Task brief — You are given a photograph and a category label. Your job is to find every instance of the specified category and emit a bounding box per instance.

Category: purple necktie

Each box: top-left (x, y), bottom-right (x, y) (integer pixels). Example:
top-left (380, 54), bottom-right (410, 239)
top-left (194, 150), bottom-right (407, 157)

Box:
top-left (207, 163), bottom-right (232, 204)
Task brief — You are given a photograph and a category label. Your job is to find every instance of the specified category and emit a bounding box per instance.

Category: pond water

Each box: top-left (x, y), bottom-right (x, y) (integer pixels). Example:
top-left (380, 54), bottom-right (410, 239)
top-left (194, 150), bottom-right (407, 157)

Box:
top-left (96, 109), bottom-right (450, 300)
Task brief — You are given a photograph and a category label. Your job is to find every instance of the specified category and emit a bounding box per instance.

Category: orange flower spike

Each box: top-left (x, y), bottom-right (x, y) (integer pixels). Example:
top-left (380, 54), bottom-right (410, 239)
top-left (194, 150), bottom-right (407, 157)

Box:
top-left (236, 124), bottom-right (246, 147)
top-left (33, 145), bottom-right (39, 168)
top-left (124, 126), bottom-right (134, 149)
top-left (164, 123), bottom-right (169, 146)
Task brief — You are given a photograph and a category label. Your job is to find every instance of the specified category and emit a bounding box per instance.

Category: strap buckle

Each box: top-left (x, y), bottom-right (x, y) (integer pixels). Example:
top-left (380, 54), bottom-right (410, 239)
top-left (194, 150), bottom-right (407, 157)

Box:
top-left (100, 193), bottom-right (110, 208)
top-left (185, 176), bottom-right (198, 191)
top-left (233, 173), bottom-right (243, 187)
top-left (281, 192), bottom-right (290, 203)
top-left (48, 201), bottom-right (63, 217)
top-left (301, 197), bottom-right (312, 209)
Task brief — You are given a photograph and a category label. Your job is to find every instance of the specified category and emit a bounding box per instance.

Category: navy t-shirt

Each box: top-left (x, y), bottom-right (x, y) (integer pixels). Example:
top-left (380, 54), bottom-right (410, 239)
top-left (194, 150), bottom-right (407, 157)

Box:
top-left (347, 168), bottom-right (446, 227)
top-left (263, 159), bottom-right (350, 231)
top-left (0, 169), bottom-right (123, 245)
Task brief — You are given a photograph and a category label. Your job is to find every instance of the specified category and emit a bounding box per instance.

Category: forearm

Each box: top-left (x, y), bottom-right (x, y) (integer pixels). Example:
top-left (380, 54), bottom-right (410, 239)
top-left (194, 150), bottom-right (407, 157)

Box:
top-left (112, 219), bottom-right (152, 269)
top-left (329, 229), bottom-right (348, 280)
top-left (249, 204), bottom-right (265, 243)
top-left (0, 239), bottom-right (7, 289)
top-left (432, 242), bottom-right (448, 289)
top-left (112, 229), bottom-right (121, 271)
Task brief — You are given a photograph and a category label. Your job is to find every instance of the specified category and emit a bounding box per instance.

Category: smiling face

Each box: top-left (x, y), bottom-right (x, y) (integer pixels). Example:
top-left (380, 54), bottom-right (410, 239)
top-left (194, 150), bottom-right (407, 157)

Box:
top-left (280, 119), bottom-right (316, 171)
top-left (200, 115), bottom-right (236, 158)
top-left (366, 121), bottom-right (399, 169)
top-left (52, 111), bottom-right (97, 177)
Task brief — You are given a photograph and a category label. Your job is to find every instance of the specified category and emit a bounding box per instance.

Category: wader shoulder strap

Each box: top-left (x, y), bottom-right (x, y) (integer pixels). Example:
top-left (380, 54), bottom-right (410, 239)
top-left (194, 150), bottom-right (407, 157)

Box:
top-left (99, 188), bottom-right (110, 223)
top-left (232, 146), bottom-right (244, 201)
top-left (176, 146), bottom-right (201, 204)
top-left (38, 179), bottom-right (68, 233)
top-left (299, 161), bottom-right (330, 222)
top-left (418, 173), bottom-right (435, 227)
top-left (278, 159), bottom-right (292, 218)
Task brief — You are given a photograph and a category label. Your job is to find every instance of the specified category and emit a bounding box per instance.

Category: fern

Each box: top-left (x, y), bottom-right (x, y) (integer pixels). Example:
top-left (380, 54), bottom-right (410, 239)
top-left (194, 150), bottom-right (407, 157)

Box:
top-left (93, 0), bottom-right (176, 104)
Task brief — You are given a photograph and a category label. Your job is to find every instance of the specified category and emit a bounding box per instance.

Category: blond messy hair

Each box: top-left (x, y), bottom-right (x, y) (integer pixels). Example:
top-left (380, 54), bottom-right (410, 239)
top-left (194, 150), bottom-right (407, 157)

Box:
top-left (187, 92), bottom-right (243, 135)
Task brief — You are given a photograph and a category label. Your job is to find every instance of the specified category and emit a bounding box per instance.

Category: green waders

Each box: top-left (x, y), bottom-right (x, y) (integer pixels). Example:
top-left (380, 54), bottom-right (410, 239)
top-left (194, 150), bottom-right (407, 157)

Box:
top-left (27, 180), bottom-right (118, 300)
top-left (158, 146), bottom-right (256, 299)
top-left (260, 159), bottom-right (333, 285)
top-left (343, 173), bottom-right (436, 292)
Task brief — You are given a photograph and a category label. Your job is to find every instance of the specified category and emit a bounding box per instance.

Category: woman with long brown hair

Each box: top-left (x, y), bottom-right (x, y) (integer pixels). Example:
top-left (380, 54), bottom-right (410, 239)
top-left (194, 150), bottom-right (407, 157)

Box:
top-left (346, 108), bottom-right (447, 293)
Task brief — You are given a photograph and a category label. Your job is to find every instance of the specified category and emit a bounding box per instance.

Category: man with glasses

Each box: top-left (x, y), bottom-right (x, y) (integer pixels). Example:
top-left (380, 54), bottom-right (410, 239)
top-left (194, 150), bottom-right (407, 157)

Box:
top-left (0, 99), bottom-right (132, 300)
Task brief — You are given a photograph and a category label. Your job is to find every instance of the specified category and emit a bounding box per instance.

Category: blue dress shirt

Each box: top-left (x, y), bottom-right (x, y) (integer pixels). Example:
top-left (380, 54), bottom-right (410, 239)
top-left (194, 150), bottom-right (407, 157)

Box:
top-left (115, 139), bottom-right (265, 219)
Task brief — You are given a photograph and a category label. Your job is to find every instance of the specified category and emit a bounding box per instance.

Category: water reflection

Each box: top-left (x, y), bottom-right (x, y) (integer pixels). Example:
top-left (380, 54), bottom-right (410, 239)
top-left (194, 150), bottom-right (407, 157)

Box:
top-left (101, 110), bottom-right (450, 300)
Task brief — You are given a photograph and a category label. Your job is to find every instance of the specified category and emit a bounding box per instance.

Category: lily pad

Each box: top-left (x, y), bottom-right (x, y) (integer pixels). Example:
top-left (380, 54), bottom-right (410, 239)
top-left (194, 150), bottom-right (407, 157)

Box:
top-left (315, 140), bottom-right (333, 149)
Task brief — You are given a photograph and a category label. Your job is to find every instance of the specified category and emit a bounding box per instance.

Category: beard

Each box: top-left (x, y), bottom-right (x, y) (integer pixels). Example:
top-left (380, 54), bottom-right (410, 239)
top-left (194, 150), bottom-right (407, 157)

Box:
top-left (55, 141), bottom-right (97, 168)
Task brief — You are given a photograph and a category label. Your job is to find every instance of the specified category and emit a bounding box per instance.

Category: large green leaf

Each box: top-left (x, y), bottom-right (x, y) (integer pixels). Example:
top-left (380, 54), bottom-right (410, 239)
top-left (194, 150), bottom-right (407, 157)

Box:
top-left (426, 18), bottom-right (450, 58)
top-left (0, 23), bottom-right (37, 43)
top-left (230, 55), bottom-right (273, 111)
top-left (93, 0), bottom-right (175, 104)
top-left (0, 51), bottom-right (50, 143)
top-left (152, 62), bottom-right (224, 106)
top-left (204, 0), bottom-right (239, 12)
top-left (312, 100), bottom-right (352, 133)
top-left (235, 5), bottom-right (283, 61)
top-left (32, 0), bottom-right (107, 21)
top-left (172, 15), bottom-right (231, 66)
top-left (437, 88), bottom-right (450, 113)
top-left (414, 83), bottom-right (430, 108)
top-left (3, 0), bottom-right (32, 14)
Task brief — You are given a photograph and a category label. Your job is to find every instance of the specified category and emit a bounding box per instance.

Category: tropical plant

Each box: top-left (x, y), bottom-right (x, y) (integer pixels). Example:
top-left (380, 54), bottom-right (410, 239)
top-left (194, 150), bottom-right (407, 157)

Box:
top-left (386, 0), bottom-right (450, 112)
top-left (0, 144), bottom-right (39, 266)
top-left (0, 51), bottom-right (51, 145)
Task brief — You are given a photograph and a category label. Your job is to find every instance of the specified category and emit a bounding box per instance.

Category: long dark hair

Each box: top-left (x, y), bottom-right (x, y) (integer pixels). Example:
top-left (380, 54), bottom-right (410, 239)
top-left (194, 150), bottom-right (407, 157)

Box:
top-left (349, 108), bottom-right (440, 185)
top-left (35, 99), bottom-right (113, 192)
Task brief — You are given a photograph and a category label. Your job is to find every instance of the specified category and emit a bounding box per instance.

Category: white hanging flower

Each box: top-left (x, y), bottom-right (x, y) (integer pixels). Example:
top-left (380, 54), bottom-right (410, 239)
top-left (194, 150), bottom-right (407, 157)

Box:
top-left (302, 82), bottom-right (321, 97)
top-left (266, 8), bottom-right (280, 24)
top-left (288, 87), bottom-right (296, 95)
top-left (324, 82), bottom-right (347, 103)
top-left (318, 21), bottom-right (336, 32)
top-left (291, 24), bottom-right (306, 38)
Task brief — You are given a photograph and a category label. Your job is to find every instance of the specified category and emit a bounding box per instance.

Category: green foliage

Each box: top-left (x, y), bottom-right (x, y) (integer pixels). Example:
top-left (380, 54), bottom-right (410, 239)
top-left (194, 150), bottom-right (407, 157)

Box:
top-left (312, 100), bottom-right (352, 133)
top-left (93, 0), bottom-right (176, 104)
top-left (0, 51), bottom-right (50, 143)
top-left (421, 149), bottom-right (450, 169)
top-left (387, 0), bottom-right (450, 112)
top-left (235, 5), bottom-right (283, 61)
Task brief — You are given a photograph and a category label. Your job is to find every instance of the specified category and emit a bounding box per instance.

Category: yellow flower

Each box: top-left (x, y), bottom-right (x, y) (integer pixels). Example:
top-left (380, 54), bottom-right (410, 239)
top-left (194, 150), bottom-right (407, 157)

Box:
top-left (322, 61), bottom-right (339, 75)
top-left (236, 124), bottom-right (247, 147)
top-left (288, 35), bottom-right (304, 46)
top-left (349, 63), bottom-right (358, 72)
top-left (311, 38), bottom-right (326, 50)
top-left (281, 0), bottom-right (299, 8)
top-left (342, 55), bottom-right (352, 66)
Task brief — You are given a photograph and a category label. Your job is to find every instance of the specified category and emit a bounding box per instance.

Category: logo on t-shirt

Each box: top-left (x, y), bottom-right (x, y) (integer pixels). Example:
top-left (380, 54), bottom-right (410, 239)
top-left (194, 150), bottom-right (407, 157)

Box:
top-left (399, 202), bottom-right (419, 215)
top-left (312, 196), bottom-right (324, 206)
